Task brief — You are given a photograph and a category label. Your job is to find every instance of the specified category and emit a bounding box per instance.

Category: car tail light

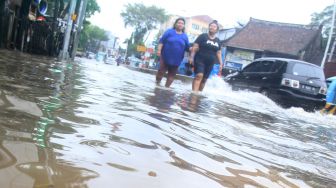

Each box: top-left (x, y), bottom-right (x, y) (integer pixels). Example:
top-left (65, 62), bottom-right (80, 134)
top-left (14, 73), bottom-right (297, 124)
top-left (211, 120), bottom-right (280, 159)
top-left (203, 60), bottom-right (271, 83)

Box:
top-left (292, 80), bottom-right (300, 88)
top-left (281, 78), bottom-right (300, 88)
top-left (283, 79), bottom-right (290, 86)
top-left (319, 87), bottom-right (327, 95)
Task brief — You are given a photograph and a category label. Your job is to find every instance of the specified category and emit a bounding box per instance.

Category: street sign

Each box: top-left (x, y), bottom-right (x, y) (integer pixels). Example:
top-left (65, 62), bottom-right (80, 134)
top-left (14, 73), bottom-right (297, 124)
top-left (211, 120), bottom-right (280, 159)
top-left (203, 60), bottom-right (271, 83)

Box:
top-left (137, 45), bottom-right (146, 52)
top-left (146, 48), bottom-right (154, 54)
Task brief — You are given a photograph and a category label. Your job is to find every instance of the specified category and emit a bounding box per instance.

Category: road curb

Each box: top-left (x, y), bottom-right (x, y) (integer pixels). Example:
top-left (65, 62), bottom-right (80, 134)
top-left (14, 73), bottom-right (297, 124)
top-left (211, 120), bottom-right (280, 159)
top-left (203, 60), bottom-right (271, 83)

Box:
top-left (124, 65), bottom-right (193, 83)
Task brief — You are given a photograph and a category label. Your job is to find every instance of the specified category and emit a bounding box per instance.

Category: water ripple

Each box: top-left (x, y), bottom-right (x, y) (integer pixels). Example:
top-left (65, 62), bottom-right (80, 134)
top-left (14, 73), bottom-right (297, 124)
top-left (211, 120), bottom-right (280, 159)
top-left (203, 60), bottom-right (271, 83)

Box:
top-left (0, 52), bottom-right (335, 187)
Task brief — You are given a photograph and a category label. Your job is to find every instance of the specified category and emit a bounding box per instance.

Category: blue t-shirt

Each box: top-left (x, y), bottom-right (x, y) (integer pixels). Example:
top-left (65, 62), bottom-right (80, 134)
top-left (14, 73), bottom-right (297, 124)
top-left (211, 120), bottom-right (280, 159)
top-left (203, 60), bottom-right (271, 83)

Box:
top-left (159, 28), bottom-right (190, 66)
top-left (326, 79), bottom-right (336, 104)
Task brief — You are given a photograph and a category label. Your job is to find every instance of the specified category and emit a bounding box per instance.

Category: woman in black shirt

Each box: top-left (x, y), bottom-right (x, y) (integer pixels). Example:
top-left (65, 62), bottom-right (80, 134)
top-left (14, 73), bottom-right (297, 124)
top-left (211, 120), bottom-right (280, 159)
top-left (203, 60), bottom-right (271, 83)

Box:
top-left (189, 20), bottom-right (223, 92)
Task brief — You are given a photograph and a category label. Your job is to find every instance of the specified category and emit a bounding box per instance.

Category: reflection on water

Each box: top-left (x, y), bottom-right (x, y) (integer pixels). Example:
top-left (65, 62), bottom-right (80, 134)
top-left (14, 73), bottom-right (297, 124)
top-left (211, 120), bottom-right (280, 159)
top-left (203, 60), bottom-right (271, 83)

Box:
top-left (0, 49), bottom-right (335, 188)
top-left (0, 49), bottom-right (98, 187)
top-left (148, 87), bottom-right (176, 112)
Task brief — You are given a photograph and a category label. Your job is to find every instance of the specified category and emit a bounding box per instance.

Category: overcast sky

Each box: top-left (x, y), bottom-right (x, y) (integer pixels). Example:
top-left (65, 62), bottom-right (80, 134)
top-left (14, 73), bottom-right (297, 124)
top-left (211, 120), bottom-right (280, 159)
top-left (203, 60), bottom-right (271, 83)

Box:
top-left (89, 0), bottom-right (333, 47)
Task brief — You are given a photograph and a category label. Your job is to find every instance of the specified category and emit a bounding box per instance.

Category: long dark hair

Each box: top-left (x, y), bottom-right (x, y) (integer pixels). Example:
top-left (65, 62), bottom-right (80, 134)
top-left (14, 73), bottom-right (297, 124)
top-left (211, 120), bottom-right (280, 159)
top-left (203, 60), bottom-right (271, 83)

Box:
top-left (173, 17), bottom-right (186, 33)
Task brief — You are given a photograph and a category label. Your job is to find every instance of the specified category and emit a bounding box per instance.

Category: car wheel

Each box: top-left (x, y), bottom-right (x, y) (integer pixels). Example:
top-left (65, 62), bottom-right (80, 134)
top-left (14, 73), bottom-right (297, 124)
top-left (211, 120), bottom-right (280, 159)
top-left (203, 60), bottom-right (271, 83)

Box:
top-left (260, 89), bottom-right (269, 97)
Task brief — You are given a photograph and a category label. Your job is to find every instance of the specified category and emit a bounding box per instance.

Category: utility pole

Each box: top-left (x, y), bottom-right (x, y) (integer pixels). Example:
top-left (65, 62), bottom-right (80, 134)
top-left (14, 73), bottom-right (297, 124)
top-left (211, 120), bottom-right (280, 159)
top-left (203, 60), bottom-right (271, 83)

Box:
top-left (71, 0), bottom-right (88, 60)
top-left (328, 37), bottom-right (336, 62)
top-left (60, 0), bottom-right (77, 61)
top-left (50, 0), bottom-right (60, 56)
top-left (321, 0), bottom-right (336, 68)
top-left (0, 0), bottom-right (5, 48)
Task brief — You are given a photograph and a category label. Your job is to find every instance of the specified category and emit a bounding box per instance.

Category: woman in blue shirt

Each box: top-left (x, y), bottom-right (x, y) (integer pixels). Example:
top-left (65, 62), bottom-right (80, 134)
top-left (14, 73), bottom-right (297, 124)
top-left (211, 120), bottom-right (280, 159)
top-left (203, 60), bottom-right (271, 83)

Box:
top-left (156, 18), bottom-right (190, 88)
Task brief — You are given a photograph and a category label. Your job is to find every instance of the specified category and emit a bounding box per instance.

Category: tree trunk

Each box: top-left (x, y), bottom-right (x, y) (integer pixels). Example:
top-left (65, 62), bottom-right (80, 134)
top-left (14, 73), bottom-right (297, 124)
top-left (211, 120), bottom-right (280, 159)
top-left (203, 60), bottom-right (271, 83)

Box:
top-left (143, 30), bottom-right (151, 44)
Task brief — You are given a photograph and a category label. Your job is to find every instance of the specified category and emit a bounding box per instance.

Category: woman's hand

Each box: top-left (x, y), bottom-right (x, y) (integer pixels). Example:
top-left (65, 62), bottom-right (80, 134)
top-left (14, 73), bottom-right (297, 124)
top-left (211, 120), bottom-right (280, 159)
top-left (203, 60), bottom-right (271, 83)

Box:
top-left (188, 57), bottom-right (194, 65)
top-left (218, 63), bottom-right (223, 77)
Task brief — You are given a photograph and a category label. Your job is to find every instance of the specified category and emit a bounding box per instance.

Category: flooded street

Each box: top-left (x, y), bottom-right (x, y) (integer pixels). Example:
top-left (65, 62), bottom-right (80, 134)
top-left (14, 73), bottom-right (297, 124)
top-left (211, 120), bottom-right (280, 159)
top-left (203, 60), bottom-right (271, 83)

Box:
top-left (0, 49), bottom-right (335, 188)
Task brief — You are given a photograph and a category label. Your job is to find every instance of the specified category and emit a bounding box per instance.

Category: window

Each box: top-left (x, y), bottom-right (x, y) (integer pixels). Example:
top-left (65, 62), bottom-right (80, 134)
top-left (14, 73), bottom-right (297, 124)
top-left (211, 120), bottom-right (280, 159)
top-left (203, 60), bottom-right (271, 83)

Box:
top-left (192, 24), bottom-right (200, 30)
top-left (244, 61), bottom-right (275, 73)
top-left (243, 62), bottom-right (259, 72)
top-left (257, 61), bottom-right (274, 72)
top-left (201, 27), bottom-right (208, 33)
top-left (243, 60), bottom-right (286, 73)
top-left (291, 62), bottom-right (325, 79)
top-left (271, 60), bottom-right (286, 72)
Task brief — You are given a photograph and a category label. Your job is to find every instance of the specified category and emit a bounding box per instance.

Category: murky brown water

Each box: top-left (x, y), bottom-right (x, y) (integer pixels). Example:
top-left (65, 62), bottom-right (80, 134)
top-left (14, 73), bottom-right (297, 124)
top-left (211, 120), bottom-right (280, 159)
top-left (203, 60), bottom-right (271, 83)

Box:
top-left (0, 49), bottom-right (335, 188)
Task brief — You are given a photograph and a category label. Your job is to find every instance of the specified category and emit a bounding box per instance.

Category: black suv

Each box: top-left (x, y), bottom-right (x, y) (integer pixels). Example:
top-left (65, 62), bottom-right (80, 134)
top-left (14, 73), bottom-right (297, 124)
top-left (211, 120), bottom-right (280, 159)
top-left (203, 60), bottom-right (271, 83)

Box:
top-left (224, 58), bottom-right (327, 110)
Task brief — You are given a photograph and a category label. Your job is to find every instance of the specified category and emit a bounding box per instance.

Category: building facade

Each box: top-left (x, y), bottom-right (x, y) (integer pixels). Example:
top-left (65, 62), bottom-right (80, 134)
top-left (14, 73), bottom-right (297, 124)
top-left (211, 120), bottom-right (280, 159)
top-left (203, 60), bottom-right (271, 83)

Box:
top-left (160, 15), bottom-right (221, 43)
top-left (0, 0), bottom-right (85, 57)
top-left (223, 18), bottom-right (323, 70)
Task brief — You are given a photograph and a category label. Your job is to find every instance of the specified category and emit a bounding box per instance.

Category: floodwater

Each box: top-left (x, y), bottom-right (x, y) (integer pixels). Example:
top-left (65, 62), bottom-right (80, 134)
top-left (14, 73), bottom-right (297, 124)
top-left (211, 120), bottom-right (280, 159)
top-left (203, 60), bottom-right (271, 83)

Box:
top-left (0, 49), bottom-right (335, 188)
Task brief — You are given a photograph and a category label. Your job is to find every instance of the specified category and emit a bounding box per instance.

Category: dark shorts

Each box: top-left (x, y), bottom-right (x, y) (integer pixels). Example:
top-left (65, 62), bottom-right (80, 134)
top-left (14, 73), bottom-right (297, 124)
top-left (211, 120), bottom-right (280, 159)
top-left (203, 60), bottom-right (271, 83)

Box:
top-left (194, 56), bottom-right (214, 79)
top-left (159, 57), bottom-right (179, 75)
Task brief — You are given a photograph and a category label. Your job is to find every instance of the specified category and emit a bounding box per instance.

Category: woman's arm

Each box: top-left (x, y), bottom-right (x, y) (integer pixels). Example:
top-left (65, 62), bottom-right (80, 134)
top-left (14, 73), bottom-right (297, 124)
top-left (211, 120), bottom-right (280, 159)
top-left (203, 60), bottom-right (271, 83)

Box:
top-left (157, 43), bottom-right (163, 57)
top-left (189, 43), bottom-right (199, 65)
top-left (157, 29), bottom-right (171, 57)
top-left (216, 50), bottom-right (223, 76)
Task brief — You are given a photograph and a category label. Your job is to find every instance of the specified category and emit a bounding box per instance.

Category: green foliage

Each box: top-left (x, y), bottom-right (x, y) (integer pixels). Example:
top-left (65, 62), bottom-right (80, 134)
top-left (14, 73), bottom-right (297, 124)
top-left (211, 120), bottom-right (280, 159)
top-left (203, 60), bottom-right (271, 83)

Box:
top-left (87, 25), bottom-right (109, 41)
top-left (120, 3), bottom-right (168, 56)
top-left (45, 0), bottom-right (100, 19)
top-left (86, 0), bottom-right (101, 18)
top-left (311, 5), bottom-right (333, 26)
top-left (121, 3), bottom-right (168, 30)
top-left (310, 4), bottom-right (334, 37)
top-left (79, 23), bottom-right (109, 51)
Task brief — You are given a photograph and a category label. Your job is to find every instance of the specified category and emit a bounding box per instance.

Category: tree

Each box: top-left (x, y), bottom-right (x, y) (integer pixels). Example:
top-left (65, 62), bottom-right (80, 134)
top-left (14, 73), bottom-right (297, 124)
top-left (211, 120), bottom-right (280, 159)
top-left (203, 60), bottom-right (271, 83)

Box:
top-left (86, 0), bottom-right (101, 18)
top-left (79, 24), bottom-right (109, 52)
top-left (310, 4), bottom-right (334, 37)
top-left (120, 3), bottom-right (168, 57)
top-left (311, 4), bottom-right (336, 61)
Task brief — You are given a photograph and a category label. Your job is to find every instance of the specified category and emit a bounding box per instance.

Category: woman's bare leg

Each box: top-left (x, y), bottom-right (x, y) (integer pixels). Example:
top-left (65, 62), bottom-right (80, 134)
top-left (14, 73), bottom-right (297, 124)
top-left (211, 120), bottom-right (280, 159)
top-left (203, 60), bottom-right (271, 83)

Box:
top-left (165, 67), bottom-right (178, 87)
top-left (199, 78), bottom-right (207, 91)
top-left (192, 73), bottom-right (204, 91)
top-left (156, 60), bottom-right (167, 85)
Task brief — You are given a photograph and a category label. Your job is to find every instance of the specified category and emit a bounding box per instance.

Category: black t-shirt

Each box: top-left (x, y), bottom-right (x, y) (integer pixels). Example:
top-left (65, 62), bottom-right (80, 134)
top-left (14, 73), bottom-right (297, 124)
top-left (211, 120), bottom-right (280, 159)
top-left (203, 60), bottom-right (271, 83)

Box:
top-left (194, 33), bottom-right (221, 63)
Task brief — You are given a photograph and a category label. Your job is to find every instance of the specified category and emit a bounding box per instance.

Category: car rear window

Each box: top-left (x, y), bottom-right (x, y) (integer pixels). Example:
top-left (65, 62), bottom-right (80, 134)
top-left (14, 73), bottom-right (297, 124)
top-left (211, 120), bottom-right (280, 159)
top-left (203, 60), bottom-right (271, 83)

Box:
top-left (290, 62), bottom-right (325, 80)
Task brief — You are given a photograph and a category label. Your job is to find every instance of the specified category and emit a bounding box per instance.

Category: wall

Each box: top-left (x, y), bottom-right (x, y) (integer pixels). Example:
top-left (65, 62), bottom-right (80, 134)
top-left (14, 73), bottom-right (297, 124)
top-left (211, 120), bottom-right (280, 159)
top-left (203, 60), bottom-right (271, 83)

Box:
top-left (225, 48), bottom-right (255, 68)
top-left (160, 15), bottom-right (211, 43)
top-left (325, 62), bottom-right (336, 78)
top-left (185, 17), bottom-right (209, 42)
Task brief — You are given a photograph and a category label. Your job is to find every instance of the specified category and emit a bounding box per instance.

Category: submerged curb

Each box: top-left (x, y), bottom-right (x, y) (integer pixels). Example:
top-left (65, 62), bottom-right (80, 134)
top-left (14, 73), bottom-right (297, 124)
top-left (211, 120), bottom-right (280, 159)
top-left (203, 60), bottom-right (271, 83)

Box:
top-left (124, 65), bottom-right (194, 83)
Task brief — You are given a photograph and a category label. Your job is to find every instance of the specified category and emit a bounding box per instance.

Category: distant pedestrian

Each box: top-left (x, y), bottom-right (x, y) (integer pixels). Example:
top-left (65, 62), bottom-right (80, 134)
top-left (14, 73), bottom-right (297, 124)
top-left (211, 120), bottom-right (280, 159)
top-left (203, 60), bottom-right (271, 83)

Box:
top-left (116, 56), bottom-right (121, 66)
top-left (156, 17), bottom-right (190, 88)
top-left (189, 20), bottom-right (223, 92)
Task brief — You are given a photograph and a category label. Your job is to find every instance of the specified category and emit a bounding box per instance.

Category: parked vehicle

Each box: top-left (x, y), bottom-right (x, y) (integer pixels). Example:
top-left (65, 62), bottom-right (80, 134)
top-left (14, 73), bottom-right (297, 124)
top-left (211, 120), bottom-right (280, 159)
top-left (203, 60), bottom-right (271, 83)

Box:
top-left (224, 58), bottom-right (327, 110)
top-left (105, 56), bottom-right (116, 64)
top-left (127, 56), bottom-right (143, 67)
top-left (75, 51), bottom-right (85, 57)
top-left (86, 52), bottom-right (95, 59)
